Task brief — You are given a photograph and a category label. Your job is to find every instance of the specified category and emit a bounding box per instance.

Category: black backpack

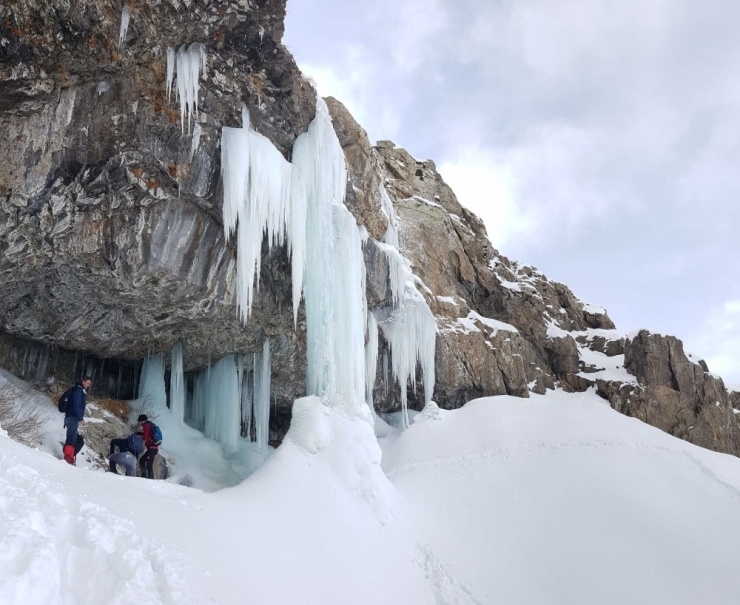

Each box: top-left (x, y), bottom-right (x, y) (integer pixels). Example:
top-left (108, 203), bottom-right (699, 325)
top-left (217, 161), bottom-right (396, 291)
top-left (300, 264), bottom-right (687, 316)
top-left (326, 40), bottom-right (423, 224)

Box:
top-left (57, 387), bottom-right (75, 413)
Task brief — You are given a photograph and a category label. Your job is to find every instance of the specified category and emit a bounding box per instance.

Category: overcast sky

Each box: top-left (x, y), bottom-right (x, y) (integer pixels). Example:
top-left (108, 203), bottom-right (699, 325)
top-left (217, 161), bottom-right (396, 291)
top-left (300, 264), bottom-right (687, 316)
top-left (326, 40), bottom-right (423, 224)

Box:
top-left (284, 0), bottom-right (740, 385)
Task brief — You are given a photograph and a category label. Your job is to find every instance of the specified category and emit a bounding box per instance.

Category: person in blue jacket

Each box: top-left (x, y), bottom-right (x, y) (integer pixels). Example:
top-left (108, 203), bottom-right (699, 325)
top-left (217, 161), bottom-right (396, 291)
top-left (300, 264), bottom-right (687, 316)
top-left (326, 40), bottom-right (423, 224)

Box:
top-left (63, 376), bottom-right (91, 465)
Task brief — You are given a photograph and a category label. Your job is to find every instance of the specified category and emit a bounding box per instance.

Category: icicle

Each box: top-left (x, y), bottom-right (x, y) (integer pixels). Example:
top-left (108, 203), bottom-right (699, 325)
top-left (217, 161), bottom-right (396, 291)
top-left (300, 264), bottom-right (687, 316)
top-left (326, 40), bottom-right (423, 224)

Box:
top-left (190, 122), bottom-right (202, 160)
top-left (119, 5), bottom-right (130, 49)
top-left (166, 46), bottom-right (175, 101)
top-left (175, 43), bottom-right (207, 134)
top-left (96, 81), bottom-right (110, 96)
top-left (378, 287), bottom-right (436, 428)
top-left (170, 341), bottom-right (185, 423)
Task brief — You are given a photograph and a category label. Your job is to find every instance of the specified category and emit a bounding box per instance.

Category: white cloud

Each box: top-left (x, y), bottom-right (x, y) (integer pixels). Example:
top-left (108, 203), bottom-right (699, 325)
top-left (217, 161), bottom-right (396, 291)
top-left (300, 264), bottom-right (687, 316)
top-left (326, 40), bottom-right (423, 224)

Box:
top-left (439, 148), bottom-right (533, 248)
top-left (689, 300), bottom-right (740, 384)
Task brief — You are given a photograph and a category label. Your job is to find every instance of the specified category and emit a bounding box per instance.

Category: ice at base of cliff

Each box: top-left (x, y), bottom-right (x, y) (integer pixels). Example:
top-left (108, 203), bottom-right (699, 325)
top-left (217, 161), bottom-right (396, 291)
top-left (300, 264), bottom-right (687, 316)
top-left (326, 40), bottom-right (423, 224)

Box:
top-left (133, 353), bottom-right (271, 491)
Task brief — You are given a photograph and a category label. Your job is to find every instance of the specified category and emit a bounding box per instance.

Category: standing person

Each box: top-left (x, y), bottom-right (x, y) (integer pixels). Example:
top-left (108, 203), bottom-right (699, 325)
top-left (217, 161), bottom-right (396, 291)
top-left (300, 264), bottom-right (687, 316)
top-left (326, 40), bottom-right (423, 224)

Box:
top-left (63, 376), bottom-right (91, 465)
top-left (137, 414), bottom-right (159, 479)
top-left (108, 433), bottom-right (145, 477)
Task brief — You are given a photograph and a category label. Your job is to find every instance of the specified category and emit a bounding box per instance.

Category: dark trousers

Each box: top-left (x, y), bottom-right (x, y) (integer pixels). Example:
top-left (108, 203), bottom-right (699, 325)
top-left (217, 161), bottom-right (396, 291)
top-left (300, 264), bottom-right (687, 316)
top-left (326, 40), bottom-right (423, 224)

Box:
top-left (140, 449), bottom-right (157, 479)
top-left (109, 438), bottom-right (129, 456)
top-left (64, 416), bottom-right (79, 447)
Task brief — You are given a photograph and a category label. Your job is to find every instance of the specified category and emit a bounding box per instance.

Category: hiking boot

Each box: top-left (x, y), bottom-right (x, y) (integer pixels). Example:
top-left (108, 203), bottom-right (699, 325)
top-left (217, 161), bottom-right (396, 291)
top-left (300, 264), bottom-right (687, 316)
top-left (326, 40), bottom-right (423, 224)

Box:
top-left (63, 444), bottom-right (76, 465)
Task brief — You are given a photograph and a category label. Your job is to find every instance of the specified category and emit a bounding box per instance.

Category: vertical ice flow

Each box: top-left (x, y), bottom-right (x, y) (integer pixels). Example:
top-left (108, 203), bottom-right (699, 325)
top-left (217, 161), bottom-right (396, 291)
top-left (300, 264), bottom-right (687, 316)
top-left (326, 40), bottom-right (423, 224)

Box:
top-left (253, 340), bottom-right (271, 452)
top-left (202, 355), bottom-right (241, 452)
top-left (170, 341), bottom-right (185, 424)
top-left (365, 311), bottom-right (379, 409)
top-left (138, 355), bottom-right (167, 410)
top-left (190, 122), bottom-right (202, 160)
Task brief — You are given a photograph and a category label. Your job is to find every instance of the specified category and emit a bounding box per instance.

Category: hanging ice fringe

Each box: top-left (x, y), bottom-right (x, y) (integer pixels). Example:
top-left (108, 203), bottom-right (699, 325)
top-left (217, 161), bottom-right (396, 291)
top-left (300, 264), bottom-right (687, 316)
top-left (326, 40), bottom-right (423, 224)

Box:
top-left (166, 43), bottom-right (207, 134)
top-left (119, 5), bottom-right (130, 49)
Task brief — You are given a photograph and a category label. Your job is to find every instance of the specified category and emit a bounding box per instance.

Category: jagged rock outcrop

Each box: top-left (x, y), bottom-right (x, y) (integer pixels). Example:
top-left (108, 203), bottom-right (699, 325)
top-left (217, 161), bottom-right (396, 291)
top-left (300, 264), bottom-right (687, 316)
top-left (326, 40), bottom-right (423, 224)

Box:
top-left (1, 1), bottom-right (738, 457)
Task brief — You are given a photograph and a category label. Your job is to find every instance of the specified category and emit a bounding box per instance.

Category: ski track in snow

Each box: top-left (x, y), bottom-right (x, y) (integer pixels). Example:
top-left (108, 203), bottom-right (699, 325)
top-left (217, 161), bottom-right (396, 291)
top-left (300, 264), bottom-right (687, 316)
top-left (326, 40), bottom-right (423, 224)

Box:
top-left (0, 448), bottom-right (191, 605)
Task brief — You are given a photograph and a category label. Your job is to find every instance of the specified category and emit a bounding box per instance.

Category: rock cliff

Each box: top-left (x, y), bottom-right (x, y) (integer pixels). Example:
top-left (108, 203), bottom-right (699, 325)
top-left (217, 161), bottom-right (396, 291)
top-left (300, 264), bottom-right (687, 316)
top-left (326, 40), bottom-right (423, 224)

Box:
top-left (1, 0), bottom-right (738, 455)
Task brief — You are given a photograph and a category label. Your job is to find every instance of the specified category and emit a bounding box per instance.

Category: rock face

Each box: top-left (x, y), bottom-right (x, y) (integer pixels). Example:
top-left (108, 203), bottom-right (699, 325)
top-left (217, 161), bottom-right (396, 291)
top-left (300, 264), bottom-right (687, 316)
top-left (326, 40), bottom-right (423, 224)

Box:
top-left (0, 0), bottom-right (310, 411)
top-left (1, 1), bottom-right (738, 457)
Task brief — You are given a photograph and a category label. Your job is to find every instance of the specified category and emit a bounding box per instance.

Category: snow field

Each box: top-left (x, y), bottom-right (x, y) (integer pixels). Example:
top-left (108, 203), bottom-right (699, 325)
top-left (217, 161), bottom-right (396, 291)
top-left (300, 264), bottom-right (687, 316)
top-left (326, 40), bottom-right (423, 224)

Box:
top-left (0, 434), bottom-right (191, 605)
top-left (382, 389), bottom-right (740, 605)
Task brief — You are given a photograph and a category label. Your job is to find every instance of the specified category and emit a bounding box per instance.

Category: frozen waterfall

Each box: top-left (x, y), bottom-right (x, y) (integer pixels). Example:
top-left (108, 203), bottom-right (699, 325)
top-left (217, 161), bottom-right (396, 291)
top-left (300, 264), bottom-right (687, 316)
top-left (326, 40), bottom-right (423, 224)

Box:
top-left (221, 98), bottom-right (367, 415)
top-left (375, 184), bottom-right (437, 428)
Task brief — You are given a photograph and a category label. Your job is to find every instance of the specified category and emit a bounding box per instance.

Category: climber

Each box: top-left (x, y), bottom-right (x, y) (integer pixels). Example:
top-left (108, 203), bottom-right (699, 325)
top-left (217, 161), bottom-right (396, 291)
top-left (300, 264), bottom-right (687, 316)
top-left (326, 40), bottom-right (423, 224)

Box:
top-left (63, 376), bottom-right (91, 465)
top-left (108, 433), bottom-right (145, 477)
top-left (136, 414), bottom-right (160, 479)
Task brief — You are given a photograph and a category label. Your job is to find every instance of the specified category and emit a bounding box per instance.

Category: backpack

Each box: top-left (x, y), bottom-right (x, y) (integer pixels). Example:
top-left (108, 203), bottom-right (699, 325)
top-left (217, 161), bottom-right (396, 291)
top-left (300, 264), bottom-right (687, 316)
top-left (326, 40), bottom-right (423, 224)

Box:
top-left (127, 434), bottom-right (145, 457)
top-left (149, 422), bottom-right (163, 447)
top-left (57, 387), bottom-right (74, 414)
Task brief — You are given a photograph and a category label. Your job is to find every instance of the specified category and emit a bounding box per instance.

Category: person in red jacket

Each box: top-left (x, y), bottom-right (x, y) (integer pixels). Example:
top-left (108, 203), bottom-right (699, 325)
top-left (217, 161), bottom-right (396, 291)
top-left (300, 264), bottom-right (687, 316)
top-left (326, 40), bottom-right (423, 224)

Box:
top-left (136, 414), bottom-right (159, 479)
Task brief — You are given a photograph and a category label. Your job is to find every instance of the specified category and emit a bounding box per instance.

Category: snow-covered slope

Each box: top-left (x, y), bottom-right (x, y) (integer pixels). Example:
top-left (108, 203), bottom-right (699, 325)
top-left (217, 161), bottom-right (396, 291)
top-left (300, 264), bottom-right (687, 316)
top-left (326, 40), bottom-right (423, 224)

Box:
top-left (3, 388), bottom-right (740, 604)
top-left (382, 390), bottom-right (740, 604)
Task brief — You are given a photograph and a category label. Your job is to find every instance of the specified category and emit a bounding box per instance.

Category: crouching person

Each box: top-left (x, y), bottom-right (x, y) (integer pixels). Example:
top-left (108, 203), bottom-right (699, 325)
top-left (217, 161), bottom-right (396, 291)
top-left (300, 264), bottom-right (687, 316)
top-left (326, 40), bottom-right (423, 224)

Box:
top-left (108, 433), bottom-right (145, 477)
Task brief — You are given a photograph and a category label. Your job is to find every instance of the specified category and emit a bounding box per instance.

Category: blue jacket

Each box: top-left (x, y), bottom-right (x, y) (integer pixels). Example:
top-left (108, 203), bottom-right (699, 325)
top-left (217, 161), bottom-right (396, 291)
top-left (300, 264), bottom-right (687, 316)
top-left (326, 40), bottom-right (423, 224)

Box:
top-left (66, 384), bottom-right (87, 421)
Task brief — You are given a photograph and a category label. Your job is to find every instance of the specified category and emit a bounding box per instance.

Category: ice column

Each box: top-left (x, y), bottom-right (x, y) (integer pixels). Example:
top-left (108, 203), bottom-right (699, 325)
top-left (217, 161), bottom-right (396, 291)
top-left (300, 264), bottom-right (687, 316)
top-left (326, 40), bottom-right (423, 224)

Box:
top-left (253, 340), bottom-right (271, 452)
top-left (365, 312), bottom-right (379, 409)
top-left (138, 354), bottom-right (167, 410)
top-left (239, 358), bottom-right (253, 439)
top-left (203, 355), bottom-right (240, 452)
top-left (170, 341), bottom-right (185, 424)
top-left (119, 5), bottom-right (130, 49)
top-left (190, 370), bottom-right (208, 430)
top-left (290, 101), bottom-right (366, 413)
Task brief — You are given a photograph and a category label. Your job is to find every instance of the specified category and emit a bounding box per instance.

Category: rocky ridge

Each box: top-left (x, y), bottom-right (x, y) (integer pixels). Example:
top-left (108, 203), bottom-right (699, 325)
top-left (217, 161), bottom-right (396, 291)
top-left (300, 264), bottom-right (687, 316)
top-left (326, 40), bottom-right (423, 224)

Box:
top-left (0, 1), bottom-right (738, 455)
